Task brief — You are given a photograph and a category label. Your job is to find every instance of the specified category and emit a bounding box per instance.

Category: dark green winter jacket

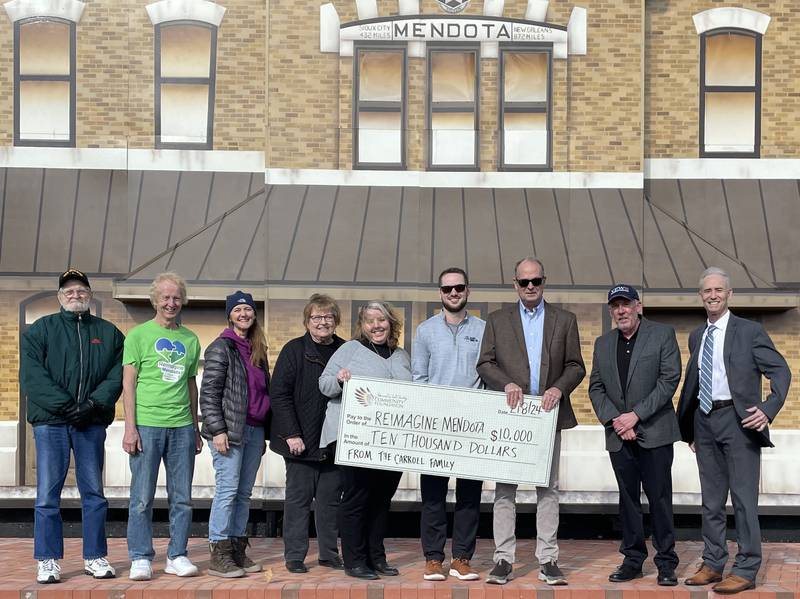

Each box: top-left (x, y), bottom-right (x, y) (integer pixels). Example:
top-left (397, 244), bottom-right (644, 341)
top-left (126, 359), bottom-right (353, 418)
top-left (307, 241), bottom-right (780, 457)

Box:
top-left (20, 308), bottom-right (125, 426)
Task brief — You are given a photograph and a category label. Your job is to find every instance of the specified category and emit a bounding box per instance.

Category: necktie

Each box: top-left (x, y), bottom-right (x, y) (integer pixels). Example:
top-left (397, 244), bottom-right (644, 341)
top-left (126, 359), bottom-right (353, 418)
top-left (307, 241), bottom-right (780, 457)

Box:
top-left (698, 324), bottom-right (716, 414)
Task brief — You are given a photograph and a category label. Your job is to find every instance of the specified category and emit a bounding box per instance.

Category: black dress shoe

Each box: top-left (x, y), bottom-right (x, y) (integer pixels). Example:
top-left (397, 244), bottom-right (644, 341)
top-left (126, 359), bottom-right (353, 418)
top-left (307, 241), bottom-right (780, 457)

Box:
top-left (345, 566), bottom-right (379, 580)
top-left (286, 560), bottom-right (308, 573)
top-left (373, 561), bottom-right (399, 576)
top-left (318, 556), bottom-right (344, 569)
top-left (608, 564), bottom-right (643, 582)
top-left (657, 570), bottom-right (678, 586)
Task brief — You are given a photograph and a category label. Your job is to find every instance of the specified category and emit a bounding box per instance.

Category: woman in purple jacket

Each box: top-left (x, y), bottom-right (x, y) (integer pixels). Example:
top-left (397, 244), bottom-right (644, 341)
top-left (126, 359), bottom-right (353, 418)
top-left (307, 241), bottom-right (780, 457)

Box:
top-left (200, 291), bottom-right (271, 578)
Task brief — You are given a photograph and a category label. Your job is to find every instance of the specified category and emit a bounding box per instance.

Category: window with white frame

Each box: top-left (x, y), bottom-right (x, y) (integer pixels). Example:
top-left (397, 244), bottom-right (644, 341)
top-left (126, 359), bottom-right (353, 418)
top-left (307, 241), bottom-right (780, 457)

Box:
top-left (427, 46), bottom-right (479, 170)
top-left (354, 45), bottom-right (406, 169)
top-left (155, 21), bottom-right (217, 149)
top-left (499, 47), bottom-right (551, 170)
top-left (14, 17), bottom-right (75, 146)
top-left (700, 29), bottom-right (761, 157)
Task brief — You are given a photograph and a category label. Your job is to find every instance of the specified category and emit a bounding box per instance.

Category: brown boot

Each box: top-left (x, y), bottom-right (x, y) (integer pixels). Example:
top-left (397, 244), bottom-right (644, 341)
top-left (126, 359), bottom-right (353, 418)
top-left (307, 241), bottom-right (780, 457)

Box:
top-left (685, 564), bottom-right (723, 586)
top-left (713, 574), bottom-right (755, 594)
top-left (232, 537), bottom-right (262, 573)
top-left (208, 540), bottom-right (246, 578)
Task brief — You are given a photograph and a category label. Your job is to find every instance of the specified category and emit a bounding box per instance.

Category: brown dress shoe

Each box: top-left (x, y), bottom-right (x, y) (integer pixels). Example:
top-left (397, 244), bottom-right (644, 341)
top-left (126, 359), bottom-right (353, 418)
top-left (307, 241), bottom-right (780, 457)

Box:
top-left (713, 574), bottom-right (755, 594)
top-left (685, 564), bottom-right (723, 585)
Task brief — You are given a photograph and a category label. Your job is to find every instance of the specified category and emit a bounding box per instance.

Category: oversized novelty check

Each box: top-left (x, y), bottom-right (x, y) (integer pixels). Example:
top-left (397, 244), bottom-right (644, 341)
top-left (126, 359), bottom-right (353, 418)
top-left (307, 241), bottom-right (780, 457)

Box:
top-left (336, 376), bottom-right (558, 486)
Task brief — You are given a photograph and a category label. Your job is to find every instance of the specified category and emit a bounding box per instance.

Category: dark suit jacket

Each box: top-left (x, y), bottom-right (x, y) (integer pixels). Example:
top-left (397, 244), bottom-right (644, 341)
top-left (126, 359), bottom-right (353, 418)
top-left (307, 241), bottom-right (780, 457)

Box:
top-left (676, 312), bottom-right (791, 448)
top-left (477, 300), bottom-right (586, 431)
top-left (588, 318), bottom-right (681, 452)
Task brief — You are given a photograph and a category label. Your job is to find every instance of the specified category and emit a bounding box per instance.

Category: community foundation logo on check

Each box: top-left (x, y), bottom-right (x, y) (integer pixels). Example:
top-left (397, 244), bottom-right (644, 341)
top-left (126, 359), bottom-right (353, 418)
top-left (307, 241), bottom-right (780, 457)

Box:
top-left (353, 386), bottom-right (408, 409)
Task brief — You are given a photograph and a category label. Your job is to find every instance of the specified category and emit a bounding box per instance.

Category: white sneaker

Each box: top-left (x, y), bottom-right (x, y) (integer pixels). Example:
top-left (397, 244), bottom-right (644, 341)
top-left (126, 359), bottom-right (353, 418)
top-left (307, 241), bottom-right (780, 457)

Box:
top-left (85, 557), bottom-right (116, 579)
top-left (37, 559), bottom-right (61, 584)
top-left (129, 559), bottom-right (153, 581)
top-left (165, 556), bottom-right (199, 577)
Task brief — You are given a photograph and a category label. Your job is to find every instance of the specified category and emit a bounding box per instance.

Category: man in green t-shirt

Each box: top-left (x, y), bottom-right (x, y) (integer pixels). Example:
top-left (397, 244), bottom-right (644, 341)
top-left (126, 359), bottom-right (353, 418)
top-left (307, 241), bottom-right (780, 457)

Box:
top-left (122, 272), bottom-right (202, 581)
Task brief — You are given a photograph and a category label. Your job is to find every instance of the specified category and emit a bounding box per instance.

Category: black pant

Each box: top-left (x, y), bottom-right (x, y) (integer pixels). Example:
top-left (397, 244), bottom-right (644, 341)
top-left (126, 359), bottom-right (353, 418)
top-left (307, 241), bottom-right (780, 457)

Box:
top-left (420, 474), bottom-right (482, 561)
top-left (338, 465), bottom-right (402, 569)
top-left (283, 458), bottom-right (342, 562)
top-left (609, 442), bottom-right (678, 572)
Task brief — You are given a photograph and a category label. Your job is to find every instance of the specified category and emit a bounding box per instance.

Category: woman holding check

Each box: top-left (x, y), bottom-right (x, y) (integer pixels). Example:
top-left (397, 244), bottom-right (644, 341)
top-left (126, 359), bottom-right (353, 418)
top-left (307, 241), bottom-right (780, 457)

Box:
top-left (319, 301), bottom-right (412, 580)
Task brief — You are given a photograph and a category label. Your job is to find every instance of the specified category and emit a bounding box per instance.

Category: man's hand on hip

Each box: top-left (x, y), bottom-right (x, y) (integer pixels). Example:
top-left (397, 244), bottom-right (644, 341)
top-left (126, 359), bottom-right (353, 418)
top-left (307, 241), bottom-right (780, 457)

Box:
top-left (742, 406), bottom-right (769, 432)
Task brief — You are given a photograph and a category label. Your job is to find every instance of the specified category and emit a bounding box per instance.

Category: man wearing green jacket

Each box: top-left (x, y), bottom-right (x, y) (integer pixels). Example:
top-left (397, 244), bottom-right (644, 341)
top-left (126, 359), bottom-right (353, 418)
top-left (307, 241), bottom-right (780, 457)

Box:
top-left (20, 269), bottom-right (125, 584)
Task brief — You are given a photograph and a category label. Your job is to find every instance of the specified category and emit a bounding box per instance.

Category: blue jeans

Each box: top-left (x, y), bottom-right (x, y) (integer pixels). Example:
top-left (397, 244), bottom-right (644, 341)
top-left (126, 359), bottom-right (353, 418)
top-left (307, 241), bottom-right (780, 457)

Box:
top-left (127, 424), bottom-right (196, 561)
top-left (33, 424), bottom-right (108, 560)
top-left (208, 425), bottom-right (265, 541)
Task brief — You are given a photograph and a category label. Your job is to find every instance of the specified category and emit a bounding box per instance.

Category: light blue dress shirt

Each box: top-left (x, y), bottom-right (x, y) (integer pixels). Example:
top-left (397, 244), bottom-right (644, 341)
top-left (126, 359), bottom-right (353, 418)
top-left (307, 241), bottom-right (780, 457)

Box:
top-left (519, 300), bottom-right (545, 395)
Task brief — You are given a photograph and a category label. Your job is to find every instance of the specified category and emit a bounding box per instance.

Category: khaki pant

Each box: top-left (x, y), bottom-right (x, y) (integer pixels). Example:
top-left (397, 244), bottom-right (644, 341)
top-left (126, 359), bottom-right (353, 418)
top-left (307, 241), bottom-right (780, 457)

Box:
top-left (492, 432), bottom-right (561, 565)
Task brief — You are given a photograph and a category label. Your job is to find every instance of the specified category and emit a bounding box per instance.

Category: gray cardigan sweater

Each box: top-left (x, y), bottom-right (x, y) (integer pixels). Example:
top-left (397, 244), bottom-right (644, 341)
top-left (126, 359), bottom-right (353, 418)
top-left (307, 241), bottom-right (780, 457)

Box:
top-left (318, 340), bottom-right (412, 447)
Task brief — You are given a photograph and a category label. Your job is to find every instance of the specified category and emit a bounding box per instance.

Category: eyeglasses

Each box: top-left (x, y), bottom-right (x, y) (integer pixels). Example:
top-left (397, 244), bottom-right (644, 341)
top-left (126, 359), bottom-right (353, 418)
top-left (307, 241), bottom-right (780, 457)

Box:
top-left (309, 314), bottom-right (336, 323)
top-left (515, 277), bottom-right (546, 288)
top-left (440, 284), bottom-right (467, 294)
top-left (60, 287), bottom-right (91, 298)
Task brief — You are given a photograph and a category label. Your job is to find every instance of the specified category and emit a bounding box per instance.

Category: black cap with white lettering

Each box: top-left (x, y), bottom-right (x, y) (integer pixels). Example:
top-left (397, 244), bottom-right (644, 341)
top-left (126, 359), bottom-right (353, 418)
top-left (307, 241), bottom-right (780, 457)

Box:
top-left (607, 284), bottom-right (639, 303)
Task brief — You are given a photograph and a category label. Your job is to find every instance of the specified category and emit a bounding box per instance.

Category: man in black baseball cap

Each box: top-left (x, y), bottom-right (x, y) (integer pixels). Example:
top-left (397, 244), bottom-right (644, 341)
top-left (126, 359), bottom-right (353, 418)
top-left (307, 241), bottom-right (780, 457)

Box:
top-left (58, 268), bottom-right (91, 290)
top-left (589, 283), bottom-right (682, 586)
top-left (607, 284), bottom-right (639, 303)
top-left (20, 268), bottom-right (124, 583)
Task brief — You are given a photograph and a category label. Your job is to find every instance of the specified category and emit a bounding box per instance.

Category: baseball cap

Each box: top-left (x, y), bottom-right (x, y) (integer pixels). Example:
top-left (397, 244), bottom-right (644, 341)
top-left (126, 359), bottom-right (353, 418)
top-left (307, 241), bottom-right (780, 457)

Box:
top-left (607, 284), bottom-right (639, 303)
top-left (59, 268), bottom-right (90, 289)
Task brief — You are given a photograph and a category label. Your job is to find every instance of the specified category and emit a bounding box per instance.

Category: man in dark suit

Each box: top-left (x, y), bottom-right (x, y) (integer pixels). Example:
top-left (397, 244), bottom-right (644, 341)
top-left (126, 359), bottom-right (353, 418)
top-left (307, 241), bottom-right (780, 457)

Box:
top-left (589, 284), bottom-right (681, 586)
top-left (677, 267), bottom-right (791, 594)
top-left (477, 257), bottom-right (585, 586)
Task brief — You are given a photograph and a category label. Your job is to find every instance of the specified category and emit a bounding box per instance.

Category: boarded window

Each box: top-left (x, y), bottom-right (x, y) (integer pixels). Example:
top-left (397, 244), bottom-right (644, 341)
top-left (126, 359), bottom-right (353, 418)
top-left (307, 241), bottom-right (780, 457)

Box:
top-left (701, 31), bottom-right (760, 157)
top-left (155, 22), bottom-right (217, 149)
top-left (15, 19), bottom-right (75, 145)
top-left (428, 48), bottom-right (478, 170)
top-left (500, 49), bottom-right (550, 169)
top-left (354, 47), bottom-right (406, 168)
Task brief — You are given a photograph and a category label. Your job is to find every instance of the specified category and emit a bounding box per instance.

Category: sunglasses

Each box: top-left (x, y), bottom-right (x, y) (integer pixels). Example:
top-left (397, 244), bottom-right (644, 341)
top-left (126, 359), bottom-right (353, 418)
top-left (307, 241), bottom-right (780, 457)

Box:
top-left (440, 284), bottom-right (467, 294)
top-left (516, 277), bottom-right (546, 288)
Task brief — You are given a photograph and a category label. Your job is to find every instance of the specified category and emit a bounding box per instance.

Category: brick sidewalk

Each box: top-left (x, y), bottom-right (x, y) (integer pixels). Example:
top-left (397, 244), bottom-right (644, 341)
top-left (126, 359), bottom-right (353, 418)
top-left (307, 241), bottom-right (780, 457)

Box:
top-left (0, 539), bottom-right (798, 599)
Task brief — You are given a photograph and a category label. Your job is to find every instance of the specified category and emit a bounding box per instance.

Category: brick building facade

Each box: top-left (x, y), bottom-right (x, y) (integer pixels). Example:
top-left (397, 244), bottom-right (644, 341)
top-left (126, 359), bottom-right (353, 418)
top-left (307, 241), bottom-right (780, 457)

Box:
top-left (0, 0), bottom-right (796, 501)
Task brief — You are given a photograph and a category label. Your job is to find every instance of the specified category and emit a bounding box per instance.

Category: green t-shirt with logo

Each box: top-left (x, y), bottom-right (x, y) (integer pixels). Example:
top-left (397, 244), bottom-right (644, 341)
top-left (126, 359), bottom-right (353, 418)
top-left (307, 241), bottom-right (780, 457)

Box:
top-left (123, 319), bottom-right (200, 427)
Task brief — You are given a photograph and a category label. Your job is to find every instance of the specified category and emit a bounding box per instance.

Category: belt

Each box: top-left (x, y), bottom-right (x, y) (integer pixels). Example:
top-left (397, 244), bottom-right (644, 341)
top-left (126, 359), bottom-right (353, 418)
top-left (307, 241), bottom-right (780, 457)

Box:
top-left (710, 400), bottom-right (733, 412)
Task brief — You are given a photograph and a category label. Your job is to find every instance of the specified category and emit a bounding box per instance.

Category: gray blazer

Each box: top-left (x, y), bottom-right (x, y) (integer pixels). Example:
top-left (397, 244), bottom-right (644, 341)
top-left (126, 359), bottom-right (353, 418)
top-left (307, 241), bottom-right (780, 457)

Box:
top-left (477, 301), bottom-right (585, 431)
top-left (677, 313), bottom-right (791, 448)
top-left (589, 318), bottom-right (681, 452)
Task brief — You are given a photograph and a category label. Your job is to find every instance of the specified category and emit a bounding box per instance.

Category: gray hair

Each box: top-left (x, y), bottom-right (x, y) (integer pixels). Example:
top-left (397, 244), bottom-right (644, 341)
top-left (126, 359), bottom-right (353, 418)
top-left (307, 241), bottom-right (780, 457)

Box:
top-left (699, 266), bottom-right (731, 291)
top-left (514, 256), bottom-right (545, 278)
top-left (149, 272), bottom-right (188, 308)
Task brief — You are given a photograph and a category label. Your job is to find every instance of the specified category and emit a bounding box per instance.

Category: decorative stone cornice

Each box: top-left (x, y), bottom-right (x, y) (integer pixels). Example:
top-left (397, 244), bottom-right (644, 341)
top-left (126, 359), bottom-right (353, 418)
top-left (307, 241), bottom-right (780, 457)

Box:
top-left (145, 0), bottom-right (225, 27)
top-left (693, 7), bottom-right (770, 35)
top-left (4, 0), bottom-right (85, 23)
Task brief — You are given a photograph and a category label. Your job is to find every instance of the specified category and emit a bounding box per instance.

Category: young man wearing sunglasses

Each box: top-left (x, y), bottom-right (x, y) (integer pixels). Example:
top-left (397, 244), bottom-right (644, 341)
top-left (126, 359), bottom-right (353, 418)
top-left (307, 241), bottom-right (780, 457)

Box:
top-left (411, 267), bottom-right (486, 582)
top-left (477, 257), bottom-right (585, 585)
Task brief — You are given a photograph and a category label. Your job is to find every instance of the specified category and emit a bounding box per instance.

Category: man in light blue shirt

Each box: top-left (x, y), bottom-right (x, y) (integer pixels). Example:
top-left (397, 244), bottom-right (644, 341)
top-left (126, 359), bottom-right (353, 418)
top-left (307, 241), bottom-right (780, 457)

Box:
top-left (412, 267), bottom-right (486, 582)
top-left (478, 257), bottom-right (585, 586)
top-left (519, 298), bottom-right (545, 397)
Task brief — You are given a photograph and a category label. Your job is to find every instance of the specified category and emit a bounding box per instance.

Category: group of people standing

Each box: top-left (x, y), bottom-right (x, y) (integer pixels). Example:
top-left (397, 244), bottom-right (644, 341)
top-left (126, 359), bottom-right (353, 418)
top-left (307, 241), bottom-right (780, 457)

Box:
top-left (20, 258), bottom-right (790, 595)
